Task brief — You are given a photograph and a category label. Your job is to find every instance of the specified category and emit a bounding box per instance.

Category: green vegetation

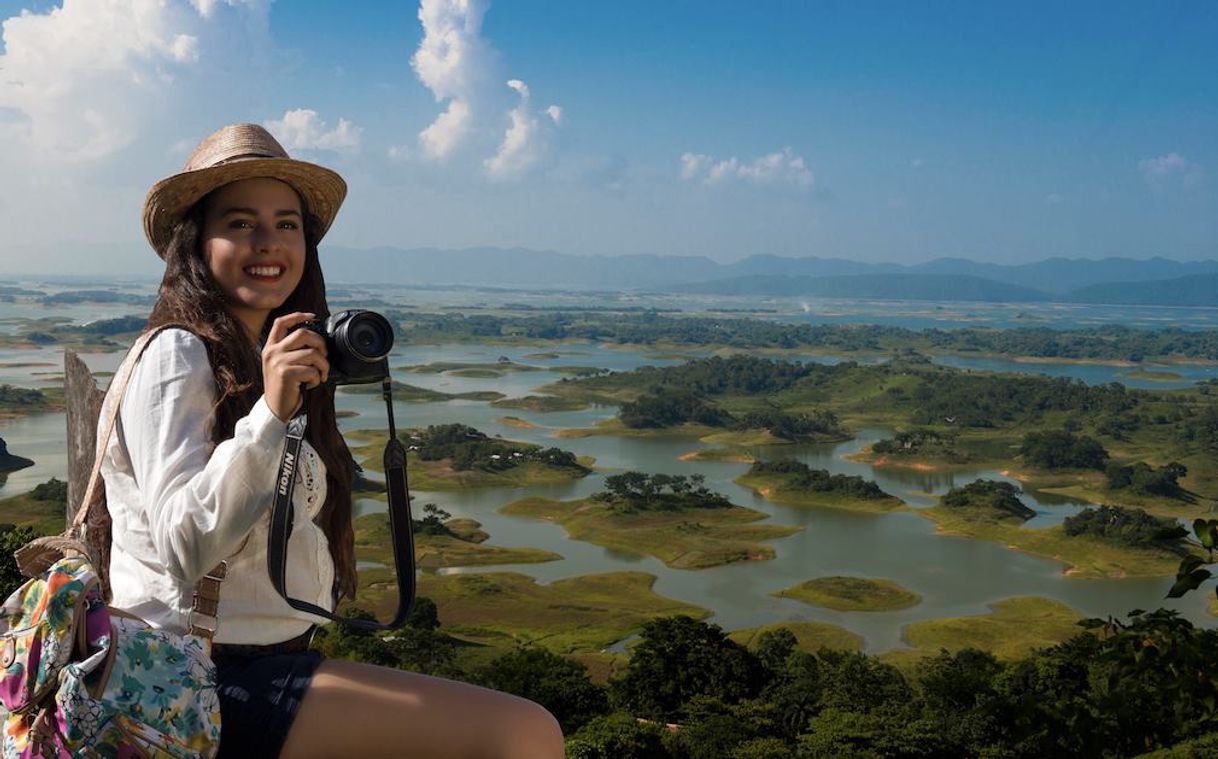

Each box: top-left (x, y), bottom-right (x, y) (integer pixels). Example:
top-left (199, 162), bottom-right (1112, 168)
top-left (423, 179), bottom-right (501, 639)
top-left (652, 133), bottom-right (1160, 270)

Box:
top-left (404, 360), bottom-right (544, 375)
top-left (354, 507), bottom-right (560, 569)
top-left (491, 394), bottom-right (589, 412)
top-left (737, 459), bottom-right (903, 514)
top-left (0, 385), bottom-right (55, 417)
top-left (593, 472), bottom-right (732, 512)
top-left (394, 309), bottom-right (1218, 363)
top-left (0, 477), bottom-right (66, 535)
top-left (774, 576), bottom-right (921, 612)
top-left (1019, 430), bottom-right (1109, 469)
top-left (412, 571), bottom-right (707, 652)
top-left (896, 596), bottom-right (1084, 661)
top-left (1063, 505), bottom-right (1188, 549)
top-left (922, 489), bottom-right (1193, 579)
top-left (339, 380), bottom-right (504, 402)
top-left (870, 428), bottom-right (973, 463)
top-left (941, 479), bottom-right (1036, 521)
top-left (502, 494), bottom-right (801, 570)
top-left (1105, 461), bottom-right (1189, 498)
top-left (351, 424), bottom-right (590, 491)
top-left (728, 621), bottom-right (864, 654)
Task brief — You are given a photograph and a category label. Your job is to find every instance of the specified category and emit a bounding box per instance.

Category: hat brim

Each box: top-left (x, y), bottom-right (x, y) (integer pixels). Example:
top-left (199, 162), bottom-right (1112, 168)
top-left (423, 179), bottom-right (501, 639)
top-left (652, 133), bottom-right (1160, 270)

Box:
top-left (143, 157), bottom-right (347, 257)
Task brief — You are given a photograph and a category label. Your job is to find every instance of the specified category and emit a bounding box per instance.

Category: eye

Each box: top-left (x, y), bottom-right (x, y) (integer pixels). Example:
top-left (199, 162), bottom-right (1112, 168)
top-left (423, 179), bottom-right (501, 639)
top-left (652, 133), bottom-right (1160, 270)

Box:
top-left (278, 220), bottom-right (300, 230)
top-left (228, 219), bottom-right (254, 230)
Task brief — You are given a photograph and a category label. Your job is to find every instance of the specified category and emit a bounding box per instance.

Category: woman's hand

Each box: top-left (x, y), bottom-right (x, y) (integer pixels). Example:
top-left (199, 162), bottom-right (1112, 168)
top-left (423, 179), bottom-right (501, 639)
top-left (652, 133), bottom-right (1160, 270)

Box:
top-left (263, 312), bottom-right (330, 422)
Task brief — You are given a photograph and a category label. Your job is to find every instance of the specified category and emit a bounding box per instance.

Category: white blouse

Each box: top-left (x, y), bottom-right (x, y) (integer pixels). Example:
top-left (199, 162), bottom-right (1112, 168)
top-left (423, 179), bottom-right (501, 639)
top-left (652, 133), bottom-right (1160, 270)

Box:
top-left (100, 328), bottom-right (335, 644)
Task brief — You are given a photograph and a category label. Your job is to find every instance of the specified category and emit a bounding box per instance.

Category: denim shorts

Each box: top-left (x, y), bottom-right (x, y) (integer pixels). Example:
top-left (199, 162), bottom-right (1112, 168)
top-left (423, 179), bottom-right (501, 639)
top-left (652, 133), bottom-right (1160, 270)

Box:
top-left (213, 649), bottom-right (324, 757)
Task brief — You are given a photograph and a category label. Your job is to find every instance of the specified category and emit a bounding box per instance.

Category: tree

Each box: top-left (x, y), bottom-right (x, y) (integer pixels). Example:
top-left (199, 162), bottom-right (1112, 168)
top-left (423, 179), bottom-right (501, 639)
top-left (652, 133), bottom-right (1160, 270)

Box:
top-left (476, 647), bottom-right (610, 734)
top-left (1019, 431), bottom-right (1109, 470)
top-left (565, 712), bottom-right (668, 759)
top-left (610, 616), bottom-right (764, 722)
top-left (0, 525), bottom-right (35, 598)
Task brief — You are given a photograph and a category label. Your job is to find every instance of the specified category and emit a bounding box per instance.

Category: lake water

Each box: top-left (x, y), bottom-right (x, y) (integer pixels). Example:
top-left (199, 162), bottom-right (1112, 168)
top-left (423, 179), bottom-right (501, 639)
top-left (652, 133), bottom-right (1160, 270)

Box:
top-left (1, 285), bottom-right (1215, 651)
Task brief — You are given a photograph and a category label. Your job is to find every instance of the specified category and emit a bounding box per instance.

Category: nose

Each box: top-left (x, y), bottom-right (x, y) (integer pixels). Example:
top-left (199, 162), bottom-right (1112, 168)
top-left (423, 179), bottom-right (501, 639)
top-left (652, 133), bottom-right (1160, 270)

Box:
top-left (252, 223), bottom-right (277, 254)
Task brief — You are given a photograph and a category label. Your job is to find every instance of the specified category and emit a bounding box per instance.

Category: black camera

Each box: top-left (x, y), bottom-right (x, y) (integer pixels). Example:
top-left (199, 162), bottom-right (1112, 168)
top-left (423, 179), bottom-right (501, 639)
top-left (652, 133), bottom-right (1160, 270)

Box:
top-left (301, 309), bottom-right (395, 385)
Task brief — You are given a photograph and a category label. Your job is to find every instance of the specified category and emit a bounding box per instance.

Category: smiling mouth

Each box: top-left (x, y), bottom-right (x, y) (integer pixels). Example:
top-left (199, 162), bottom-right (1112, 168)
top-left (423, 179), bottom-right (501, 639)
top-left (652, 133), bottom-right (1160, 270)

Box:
top-left (244, 265), bottom-right (284, 280)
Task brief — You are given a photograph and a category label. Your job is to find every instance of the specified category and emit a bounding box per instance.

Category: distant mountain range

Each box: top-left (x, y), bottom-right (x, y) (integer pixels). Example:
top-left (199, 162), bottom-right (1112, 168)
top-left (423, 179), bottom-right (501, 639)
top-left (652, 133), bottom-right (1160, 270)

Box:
top-left (319, 246), bottom-right (1218, 306)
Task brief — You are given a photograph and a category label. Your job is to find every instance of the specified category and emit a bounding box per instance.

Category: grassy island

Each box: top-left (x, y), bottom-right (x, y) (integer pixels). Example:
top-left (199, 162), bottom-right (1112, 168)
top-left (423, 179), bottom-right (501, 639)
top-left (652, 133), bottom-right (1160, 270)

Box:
top-left (349, 423), bottom-right (592, 490)
top-left (920, 481), bottom-right (1195, 578)
top-left (736, 459), bottom-right (904, 514)
top-left (775, 576), bottom-right (921, 612)
top-left (890, 596), bottom-right (1085, 664)
top-left (404, 571), bottom-right (708, 654)
top-left (339, 380), bottom-right (504, 403)
top-left (491, 394), bottom-right (589, 412)
top-left (502, 472), bottom-right (801, 569)
top-left (0, 478), bottom-right (66, 534)
top-left (0, 384), bottom-right (60, 419)
top-left (729, 621), bottom-right (863, 653)
top-left (354, 507), bottom-right (560, 569)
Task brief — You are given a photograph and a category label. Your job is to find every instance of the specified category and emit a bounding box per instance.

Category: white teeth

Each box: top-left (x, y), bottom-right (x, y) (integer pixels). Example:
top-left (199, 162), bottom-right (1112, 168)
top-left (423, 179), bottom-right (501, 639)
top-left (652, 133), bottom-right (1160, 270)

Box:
top-left (246, 266), bottom-right (282, 277)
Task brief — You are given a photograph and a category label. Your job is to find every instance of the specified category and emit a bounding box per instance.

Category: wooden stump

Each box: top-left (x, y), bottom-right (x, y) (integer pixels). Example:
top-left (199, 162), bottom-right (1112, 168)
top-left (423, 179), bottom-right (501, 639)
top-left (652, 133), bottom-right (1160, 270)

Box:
top-left (64, 350), bottom-right (104, 524)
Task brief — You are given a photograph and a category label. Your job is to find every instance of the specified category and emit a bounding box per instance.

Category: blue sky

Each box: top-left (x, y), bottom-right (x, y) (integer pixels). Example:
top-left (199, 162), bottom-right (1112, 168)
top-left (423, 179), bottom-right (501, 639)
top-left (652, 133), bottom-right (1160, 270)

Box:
top-left (0, 0), bottom-right (1215, 275)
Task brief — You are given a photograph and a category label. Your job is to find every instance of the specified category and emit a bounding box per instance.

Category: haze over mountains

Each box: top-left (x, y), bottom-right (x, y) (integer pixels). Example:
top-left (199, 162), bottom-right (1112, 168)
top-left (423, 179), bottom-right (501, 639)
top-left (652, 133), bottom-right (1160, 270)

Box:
top-left (321, 246), bottom-right (1218, 306)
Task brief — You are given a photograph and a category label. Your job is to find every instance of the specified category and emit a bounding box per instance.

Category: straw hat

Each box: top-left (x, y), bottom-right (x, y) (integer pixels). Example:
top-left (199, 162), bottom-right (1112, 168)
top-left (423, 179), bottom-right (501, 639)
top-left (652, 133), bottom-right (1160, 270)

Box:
top-left (142, 123), bottom-right (347, 257)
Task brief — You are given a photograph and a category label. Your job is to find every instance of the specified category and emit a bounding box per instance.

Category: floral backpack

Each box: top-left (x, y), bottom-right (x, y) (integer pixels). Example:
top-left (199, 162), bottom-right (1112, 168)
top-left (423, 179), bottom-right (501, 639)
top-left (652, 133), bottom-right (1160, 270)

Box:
top-left (0, 328), bottom-right (225, 758)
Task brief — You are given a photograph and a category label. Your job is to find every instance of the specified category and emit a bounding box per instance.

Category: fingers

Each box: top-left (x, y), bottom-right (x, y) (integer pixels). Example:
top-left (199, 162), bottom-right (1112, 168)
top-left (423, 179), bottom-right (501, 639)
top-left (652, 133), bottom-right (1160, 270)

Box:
top-left (267, 312), bottom-right (316, 346)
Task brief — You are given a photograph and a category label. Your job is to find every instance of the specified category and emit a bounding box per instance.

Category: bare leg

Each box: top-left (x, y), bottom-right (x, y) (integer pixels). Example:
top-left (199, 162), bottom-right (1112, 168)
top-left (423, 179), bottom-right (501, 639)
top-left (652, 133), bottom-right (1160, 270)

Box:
top-left (278, 659), bottom-right (564, 759)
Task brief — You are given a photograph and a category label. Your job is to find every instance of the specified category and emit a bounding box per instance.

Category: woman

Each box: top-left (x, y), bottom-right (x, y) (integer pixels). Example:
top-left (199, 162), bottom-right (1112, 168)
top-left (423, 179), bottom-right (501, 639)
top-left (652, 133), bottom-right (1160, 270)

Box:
top-left (100, 123), bottom-right (564, 758)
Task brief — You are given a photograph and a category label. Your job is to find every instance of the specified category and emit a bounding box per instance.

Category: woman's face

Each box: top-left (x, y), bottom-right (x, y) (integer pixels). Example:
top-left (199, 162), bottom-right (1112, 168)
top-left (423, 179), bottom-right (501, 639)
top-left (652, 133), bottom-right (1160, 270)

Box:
top-left (201, 177), bottom-right (306, 338)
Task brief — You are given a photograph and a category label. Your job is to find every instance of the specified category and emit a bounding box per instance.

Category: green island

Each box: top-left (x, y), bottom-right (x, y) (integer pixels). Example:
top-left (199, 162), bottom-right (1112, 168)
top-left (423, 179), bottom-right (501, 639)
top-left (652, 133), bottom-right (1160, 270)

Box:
top-left (774, 576), bottom-right (921, 612)
top-left (491, 394), bottom-right (589, 412)
top-left (920, 480), bottom-right (1195, 578)
top-left (886, 596), bottom-right (1084, 666)
top-left (0, 314), bottom-right (144, 352)
top-left (852, 428), bottom-right (979, 467)
top-left (501, 472), bottom-right (801, 569)
top-left (349, 423), bottom-right (591, 490)
top-left (1119, 368), bottom-right (1185, 382)
top-left (678, 447), bottom-right (755, 463)
top-left (403, 359), bottom-right (545, 376)
top-left (339, 380), bottom-right (504, 402)
top-left (353, 504), bottom-right (560, 569)
top-left (356, 570), bottom-right (707, 654)
top-left (0, 478), bottom-right (66, 534)
top-left (735, 459), bottom-right (904, 514)
top-left (728, 620), bottom-right (864, 653)
top-left (497, 415), bottom-right (537, 428)
top-left (0, 384), bottom-right (61, 418)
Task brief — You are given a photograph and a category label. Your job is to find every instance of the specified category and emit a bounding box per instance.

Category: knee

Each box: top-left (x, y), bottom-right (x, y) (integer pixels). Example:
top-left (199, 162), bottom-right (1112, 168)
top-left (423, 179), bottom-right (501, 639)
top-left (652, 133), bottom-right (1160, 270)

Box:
top-left (498, 697), bottom-right (564, 759)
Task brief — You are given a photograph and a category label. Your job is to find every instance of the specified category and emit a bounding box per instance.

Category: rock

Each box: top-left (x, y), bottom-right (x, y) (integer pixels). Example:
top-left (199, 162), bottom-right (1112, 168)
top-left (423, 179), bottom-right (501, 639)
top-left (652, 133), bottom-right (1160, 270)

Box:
top-left (0, 436), bottom-right (34, 474)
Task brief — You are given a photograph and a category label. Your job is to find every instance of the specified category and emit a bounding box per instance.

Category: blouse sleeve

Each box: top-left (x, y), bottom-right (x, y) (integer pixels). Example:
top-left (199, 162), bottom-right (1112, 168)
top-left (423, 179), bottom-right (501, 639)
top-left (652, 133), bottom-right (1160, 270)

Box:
top-left (118, 329), bottom-right (287, 584)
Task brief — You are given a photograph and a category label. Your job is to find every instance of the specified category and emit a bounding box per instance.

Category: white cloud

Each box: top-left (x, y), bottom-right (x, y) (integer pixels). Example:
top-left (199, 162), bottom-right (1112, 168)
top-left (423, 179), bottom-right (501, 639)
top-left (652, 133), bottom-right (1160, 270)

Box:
top-left (1138, 152), bottom-right (1202, 190)
top-left (265, 108), bottom-right (362, 153)
top-left (411, 0), bottom-right (493, 160)
top-left (484, 78), bottom-right (557, 180)
top-left (411, 0), bottom-right (561, 176)
top-left (0, 0), bottom-right (272, 161)
top-left (679, 147), bottom-right (813, 189)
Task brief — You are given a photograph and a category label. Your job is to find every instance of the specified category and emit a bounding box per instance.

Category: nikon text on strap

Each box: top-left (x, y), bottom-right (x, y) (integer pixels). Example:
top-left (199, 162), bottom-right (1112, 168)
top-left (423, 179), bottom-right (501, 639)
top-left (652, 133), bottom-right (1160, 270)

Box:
top-left (267, 378), bottom-right (416, 630)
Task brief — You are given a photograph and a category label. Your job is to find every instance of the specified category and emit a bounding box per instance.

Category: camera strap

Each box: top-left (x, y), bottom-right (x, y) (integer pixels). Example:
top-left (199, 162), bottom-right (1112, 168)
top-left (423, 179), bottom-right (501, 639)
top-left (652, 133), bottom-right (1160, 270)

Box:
top-left (266, 379), bottom-right (416, 630)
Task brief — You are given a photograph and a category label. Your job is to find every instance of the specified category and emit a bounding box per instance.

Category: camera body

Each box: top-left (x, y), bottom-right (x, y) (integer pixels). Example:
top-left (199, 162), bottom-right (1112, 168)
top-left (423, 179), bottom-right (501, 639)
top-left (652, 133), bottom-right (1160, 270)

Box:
top-left (300, 309), bottom-right (395, 386)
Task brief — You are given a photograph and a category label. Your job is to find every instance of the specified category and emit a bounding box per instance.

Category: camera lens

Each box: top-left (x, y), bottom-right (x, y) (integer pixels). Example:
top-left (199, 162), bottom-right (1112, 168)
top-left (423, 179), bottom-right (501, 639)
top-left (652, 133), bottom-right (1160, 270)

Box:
top-left (337, 311), bottom-right (394, 362)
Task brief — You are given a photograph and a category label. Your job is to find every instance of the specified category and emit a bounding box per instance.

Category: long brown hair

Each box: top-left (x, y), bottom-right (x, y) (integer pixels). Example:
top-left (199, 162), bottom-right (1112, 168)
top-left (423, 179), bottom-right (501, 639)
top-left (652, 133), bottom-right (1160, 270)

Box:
top-left (145, 190), bottom-right (357, 600)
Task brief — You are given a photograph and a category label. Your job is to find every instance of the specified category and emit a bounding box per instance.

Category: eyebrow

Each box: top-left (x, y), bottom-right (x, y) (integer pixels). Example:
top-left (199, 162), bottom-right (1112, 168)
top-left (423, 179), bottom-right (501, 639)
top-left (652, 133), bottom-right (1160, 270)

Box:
top-left (219, 207), bottom-right (302, 218)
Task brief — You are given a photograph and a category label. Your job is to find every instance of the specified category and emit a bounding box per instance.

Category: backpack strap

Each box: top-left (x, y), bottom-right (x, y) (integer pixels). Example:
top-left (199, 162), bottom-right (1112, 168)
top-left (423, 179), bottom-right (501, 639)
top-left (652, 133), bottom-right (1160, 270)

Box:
top-left (14, 326), bottom-right (230, 641)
